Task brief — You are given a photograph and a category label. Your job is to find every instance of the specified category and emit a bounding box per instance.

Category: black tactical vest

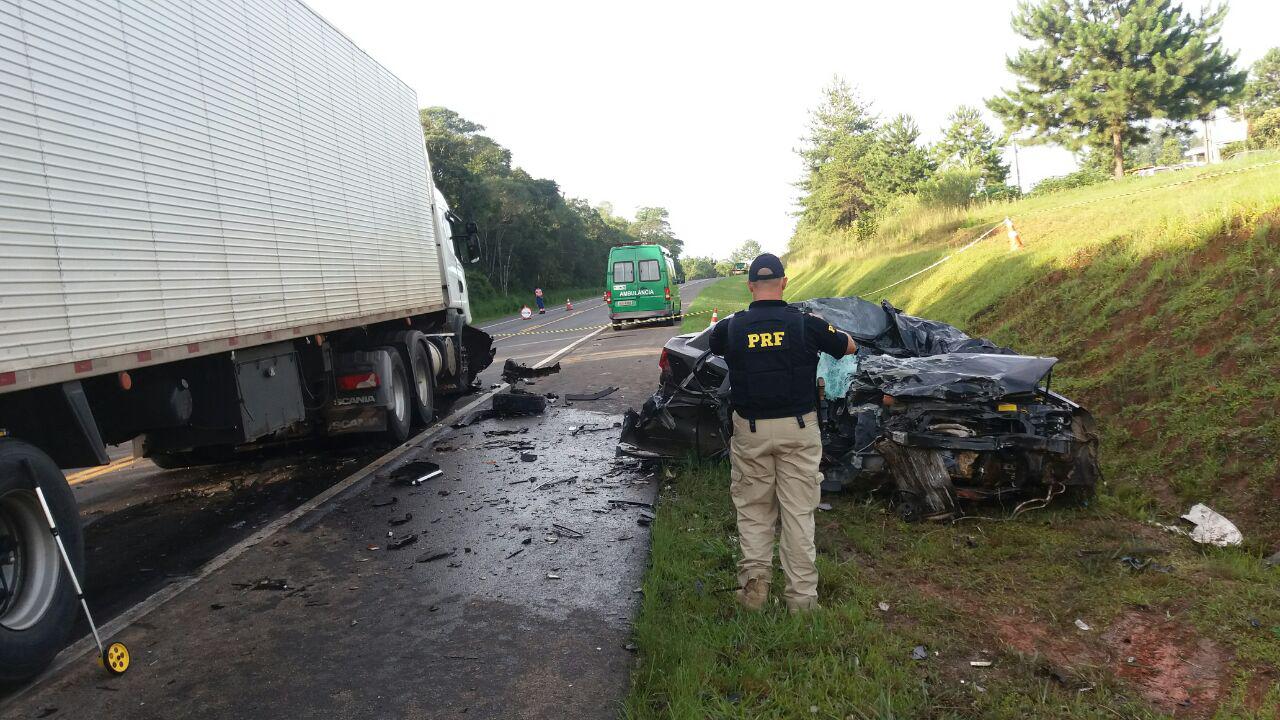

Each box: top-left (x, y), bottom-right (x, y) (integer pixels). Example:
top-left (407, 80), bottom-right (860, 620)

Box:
top-left (724, 304), bottom-right (817, 420)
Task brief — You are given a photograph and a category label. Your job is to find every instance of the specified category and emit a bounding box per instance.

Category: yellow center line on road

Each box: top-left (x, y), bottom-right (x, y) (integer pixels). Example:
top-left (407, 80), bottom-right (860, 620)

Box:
top-left (65, 456), bottom-right (139, 485)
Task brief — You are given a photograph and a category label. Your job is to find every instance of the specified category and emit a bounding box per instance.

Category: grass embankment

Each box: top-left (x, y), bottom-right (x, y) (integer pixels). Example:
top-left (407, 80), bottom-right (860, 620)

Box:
top-left (681, 276), bottom-right (752, 332)
top-left (468, 284), bottom-right (601, 324)
top-left (626, 153), bottom-right (1280, 719)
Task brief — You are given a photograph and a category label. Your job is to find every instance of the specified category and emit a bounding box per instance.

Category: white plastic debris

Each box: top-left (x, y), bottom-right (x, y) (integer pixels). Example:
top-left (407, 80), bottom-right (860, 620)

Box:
top-left (969, 660), bottom-right (993, 667)
top-left (1180, 503), bottom-right (1243, 547)
top-left (1074, 618), bottom-right (1091, 631)
top-left (877, 601), bottom-right (890, 612)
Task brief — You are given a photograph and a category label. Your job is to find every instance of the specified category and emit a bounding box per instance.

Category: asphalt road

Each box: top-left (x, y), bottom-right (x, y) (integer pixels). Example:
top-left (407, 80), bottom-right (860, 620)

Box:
top-left (3, 278), bottom-right (716, 719)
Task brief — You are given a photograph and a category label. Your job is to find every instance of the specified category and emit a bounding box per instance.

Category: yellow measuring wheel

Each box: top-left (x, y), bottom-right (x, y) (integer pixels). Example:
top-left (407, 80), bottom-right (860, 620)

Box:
top-left (100, 642), bottom-right (130, 675)
top-left (28, 469), bottom-right (131, 676)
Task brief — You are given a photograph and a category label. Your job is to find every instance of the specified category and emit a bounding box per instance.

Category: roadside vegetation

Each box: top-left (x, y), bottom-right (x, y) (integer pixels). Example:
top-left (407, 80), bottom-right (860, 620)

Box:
top-left (627, 1), bottom-right (1280, 713)
top-left (680, 276), bottom-right (751, 332)
top-left (421, 107), bottom-right (681, 298)
top-left (629, 153), bottom-right (1280, 720)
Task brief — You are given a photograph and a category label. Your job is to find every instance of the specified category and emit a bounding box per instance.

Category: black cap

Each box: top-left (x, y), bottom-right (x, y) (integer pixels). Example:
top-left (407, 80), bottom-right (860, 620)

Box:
top-left (748, 253), bottom-right (785, 282)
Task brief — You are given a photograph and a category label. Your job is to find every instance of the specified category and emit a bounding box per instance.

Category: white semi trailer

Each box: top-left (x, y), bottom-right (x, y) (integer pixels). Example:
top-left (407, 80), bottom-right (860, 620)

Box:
top-left (0, 0), bottom-right (494, 679)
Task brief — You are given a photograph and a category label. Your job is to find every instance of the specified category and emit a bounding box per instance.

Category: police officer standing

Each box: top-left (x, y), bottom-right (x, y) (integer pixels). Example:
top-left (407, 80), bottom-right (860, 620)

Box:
top-left (708, 253), bottom-right (856, 613)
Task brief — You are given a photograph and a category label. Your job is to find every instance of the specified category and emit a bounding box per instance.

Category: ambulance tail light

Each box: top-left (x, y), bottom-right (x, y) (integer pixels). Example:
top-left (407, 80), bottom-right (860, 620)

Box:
top-left (664, 285), bottom-right (671, 301)
top-left (603, 290), bottom-right (611, 304)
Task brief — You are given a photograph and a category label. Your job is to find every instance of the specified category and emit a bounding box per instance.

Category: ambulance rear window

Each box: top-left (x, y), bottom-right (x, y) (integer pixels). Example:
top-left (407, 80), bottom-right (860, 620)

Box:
top-left (613, 261), bottom-right (634, 283)
top-left (638, 259), bottom-right (661, 282)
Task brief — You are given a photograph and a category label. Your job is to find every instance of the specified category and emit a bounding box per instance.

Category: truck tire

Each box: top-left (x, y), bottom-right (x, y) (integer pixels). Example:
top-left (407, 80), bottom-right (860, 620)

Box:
top-left (381, 349), bottom-right (412, 445)
top-left (376, 331), bottom-right (434, 427)
top-left (408, 338), bottom-right (435, 426)
top-left (0, 438), bottom-right (83, 683)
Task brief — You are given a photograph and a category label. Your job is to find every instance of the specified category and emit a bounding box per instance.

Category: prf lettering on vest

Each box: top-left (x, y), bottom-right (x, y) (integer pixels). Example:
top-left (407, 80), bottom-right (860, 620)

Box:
top-left (746, 331), bottom-right (786, 348)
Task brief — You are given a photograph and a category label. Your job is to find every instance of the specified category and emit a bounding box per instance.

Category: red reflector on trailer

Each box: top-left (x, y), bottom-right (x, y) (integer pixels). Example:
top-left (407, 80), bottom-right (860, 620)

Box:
top-left (336, 372), bottom-right (379, 391)
top-left (136, 350), bottom-right (152, 362)
top-left (74, 360), bottom-right (92, 373)
top-left (0, 372), bottom-right (14, 386)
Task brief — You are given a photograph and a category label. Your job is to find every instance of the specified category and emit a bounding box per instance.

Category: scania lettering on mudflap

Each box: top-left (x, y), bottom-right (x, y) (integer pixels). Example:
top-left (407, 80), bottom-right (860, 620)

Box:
top-left (333, 395), bottom-right (376, 406)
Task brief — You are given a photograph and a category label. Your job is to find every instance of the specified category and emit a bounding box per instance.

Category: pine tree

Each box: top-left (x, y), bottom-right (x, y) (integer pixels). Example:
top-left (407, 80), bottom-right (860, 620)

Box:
top-left (935, 106), bottom-right (1009, 187)
top-left (988, 0), bottom-right (1245, 178)
top-left (1241, 48), bottom-right (1280, 125)
top-left (798, 76), bottom-right (877, 172)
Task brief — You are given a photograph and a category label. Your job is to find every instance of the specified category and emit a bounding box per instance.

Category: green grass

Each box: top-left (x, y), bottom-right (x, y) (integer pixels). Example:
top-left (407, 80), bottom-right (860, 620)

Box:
top-left (626, 462), bottom-right (1280, 719)
top-left (469, 284), bottom-right (601, 323)
top-left (626, 152), bottom-right (1280, 719)
top-left (681, 276), bottom-right (753, 332)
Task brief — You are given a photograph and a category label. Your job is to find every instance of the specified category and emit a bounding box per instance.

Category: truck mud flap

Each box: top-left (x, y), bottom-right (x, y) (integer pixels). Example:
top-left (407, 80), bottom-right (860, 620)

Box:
top-left (462, 325), bottom-right (496, 377)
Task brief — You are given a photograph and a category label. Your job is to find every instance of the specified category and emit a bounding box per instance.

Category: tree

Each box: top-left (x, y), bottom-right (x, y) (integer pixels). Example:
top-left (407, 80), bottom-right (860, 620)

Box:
top-left (935, 106), bottom-right (1008, 187)
top-left (420, 106), bottom-right (659, 296)
top-left (798, 76), bottom-right (877, 173)
top-left (1159, 135), bottom-right (1187, 164)
top-left (1240, 48), bottom-right (1280, 124)
top-left (1254, 108), bottom-right (1280, 149)
top-left (860, 114), bottom-right (937, 199)
top-left (632, 207), bottom-right (683, 259)
top-left (728, 239), bottom-right (764, 263)
top-left (988, 0), bottom-right (1246, 179)
top-left (679, 256), bottom-right (719, 280)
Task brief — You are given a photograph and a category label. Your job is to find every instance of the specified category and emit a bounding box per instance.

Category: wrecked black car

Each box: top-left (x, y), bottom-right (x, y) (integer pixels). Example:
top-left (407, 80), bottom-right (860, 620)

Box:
top-left (619, 296), bottom-right (1101, 521)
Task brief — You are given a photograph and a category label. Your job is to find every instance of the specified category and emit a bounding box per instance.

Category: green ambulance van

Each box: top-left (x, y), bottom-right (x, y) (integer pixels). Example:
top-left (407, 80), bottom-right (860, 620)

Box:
top-left (604, 243), bottom-right (681, 330)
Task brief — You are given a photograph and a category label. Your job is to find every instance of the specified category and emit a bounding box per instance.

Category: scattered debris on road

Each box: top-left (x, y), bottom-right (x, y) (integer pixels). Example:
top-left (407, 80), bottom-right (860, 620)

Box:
top-left (415, 549), bottom-right (456, 563)
top-left (235, 578), bottom-right (290, 591)
top-left (1075, 618), bottom-right (1092, 631)
top-left (566, 386), bottom-right (619, 402)
top-left (388, 533), bottom-right (419, 550)
top-left (552, 523), bottom-right (584, 539)
top-left (501, 359), bottom-right (561, 383)
top-left (520, 452), bottom-right (538, 462)
top-left (911, 645), bottom-right (929, 661)
top-left (493, 389), bottom-right (549, 417)
top-left (389, 512), bottom-right (413, 526)
top-left (372, 497), bottom-right (397, 508)
top-left (391, 461), bottom-right (443, 486)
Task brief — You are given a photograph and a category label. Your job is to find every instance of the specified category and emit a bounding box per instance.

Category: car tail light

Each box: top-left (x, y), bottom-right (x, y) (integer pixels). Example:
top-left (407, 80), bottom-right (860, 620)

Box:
top-left (658, 348), bottom-right (670, 372)
top-left (603, 290), bottom-right (611, 303)
top-left (337, 372), bottom-right (379, 390)
top-left (664, 285), bottom-right (671, 301)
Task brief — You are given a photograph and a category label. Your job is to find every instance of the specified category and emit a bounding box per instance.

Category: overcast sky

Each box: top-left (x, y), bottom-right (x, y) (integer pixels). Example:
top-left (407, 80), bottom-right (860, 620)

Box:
top-left (305, 0), bottom-right (1277, 258)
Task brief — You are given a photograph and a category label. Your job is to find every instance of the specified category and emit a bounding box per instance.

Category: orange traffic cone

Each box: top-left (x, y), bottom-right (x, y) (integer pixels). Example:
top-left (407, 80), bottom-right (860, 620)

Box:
top-left (1005, 217), bottom-right (1025, 251)
top-left (709, 308), bottom-right (719, 325)
top-left (566, 298), bottom-right (573, 311)
top-left (521, 305), bottom-right (532, 320)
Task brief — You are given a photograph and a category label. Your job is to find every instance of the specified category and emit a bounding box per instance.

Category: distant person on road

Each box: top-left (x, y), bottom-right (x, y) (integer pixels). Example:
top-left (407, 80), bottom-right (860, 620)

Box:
top-left (708, 253), bottom-right (857, 614)
top-left (534, 287), bottom-right (545, 314)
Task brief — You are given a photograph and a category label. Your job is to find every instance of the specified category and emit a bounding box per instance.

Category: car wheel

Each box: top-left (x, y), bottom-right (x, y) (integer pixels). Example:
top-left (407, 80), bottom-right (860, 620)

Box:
top-left (381, 350), bottom-right (412, 445)
top-left (0, 439), bottom-right (82, 683)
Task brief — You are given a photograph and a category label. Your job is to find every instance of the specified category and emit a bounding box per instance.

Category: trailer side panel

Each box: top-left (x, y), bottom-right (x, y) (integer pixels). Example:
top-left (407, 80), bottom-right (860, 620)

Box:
top-left (0, 0), bottom-right (442, 382)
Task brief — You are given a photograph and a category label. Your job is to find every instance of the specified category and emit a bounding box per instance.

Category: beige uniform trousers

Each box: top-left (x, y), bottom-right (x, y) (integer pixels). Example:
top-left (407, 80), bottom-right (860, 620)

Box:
top-left (729, 410), bottom-right (822, 607)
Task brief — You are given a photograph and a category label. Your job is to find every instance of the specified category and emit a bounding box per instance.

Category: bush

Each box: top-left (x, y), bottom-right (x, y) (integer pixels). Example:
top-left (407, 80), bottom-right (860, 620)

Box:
top-left (919, 168), bottom-right (982, 208)
top-left (1253, 108), bottom-right (1280, 149)
top-left (1030, 166), bottom-right (1110, 195)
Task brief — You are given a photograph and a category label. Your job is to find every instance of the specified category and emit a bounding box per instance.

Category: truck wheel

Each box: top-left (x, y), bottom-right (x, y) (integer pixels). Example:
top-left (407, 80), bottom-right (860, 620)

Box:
top-left (408, 339), bottom-right (435, 426)
top-left (381, 350), bottom-right (412, 445)
top-left (376, 331), bottom-right (434, 427)
top-left (0, 438), bottom-right (83, 683)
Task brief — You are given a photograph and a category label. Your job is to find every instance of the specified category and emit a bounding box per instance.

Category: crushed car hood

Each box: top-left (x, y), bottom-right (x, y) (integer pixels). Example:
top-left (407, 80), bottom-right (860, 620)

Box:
top-left (855, 353), bottom-right (1058, 402)
top-left (797, 296), bottom-right (1015, 356)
